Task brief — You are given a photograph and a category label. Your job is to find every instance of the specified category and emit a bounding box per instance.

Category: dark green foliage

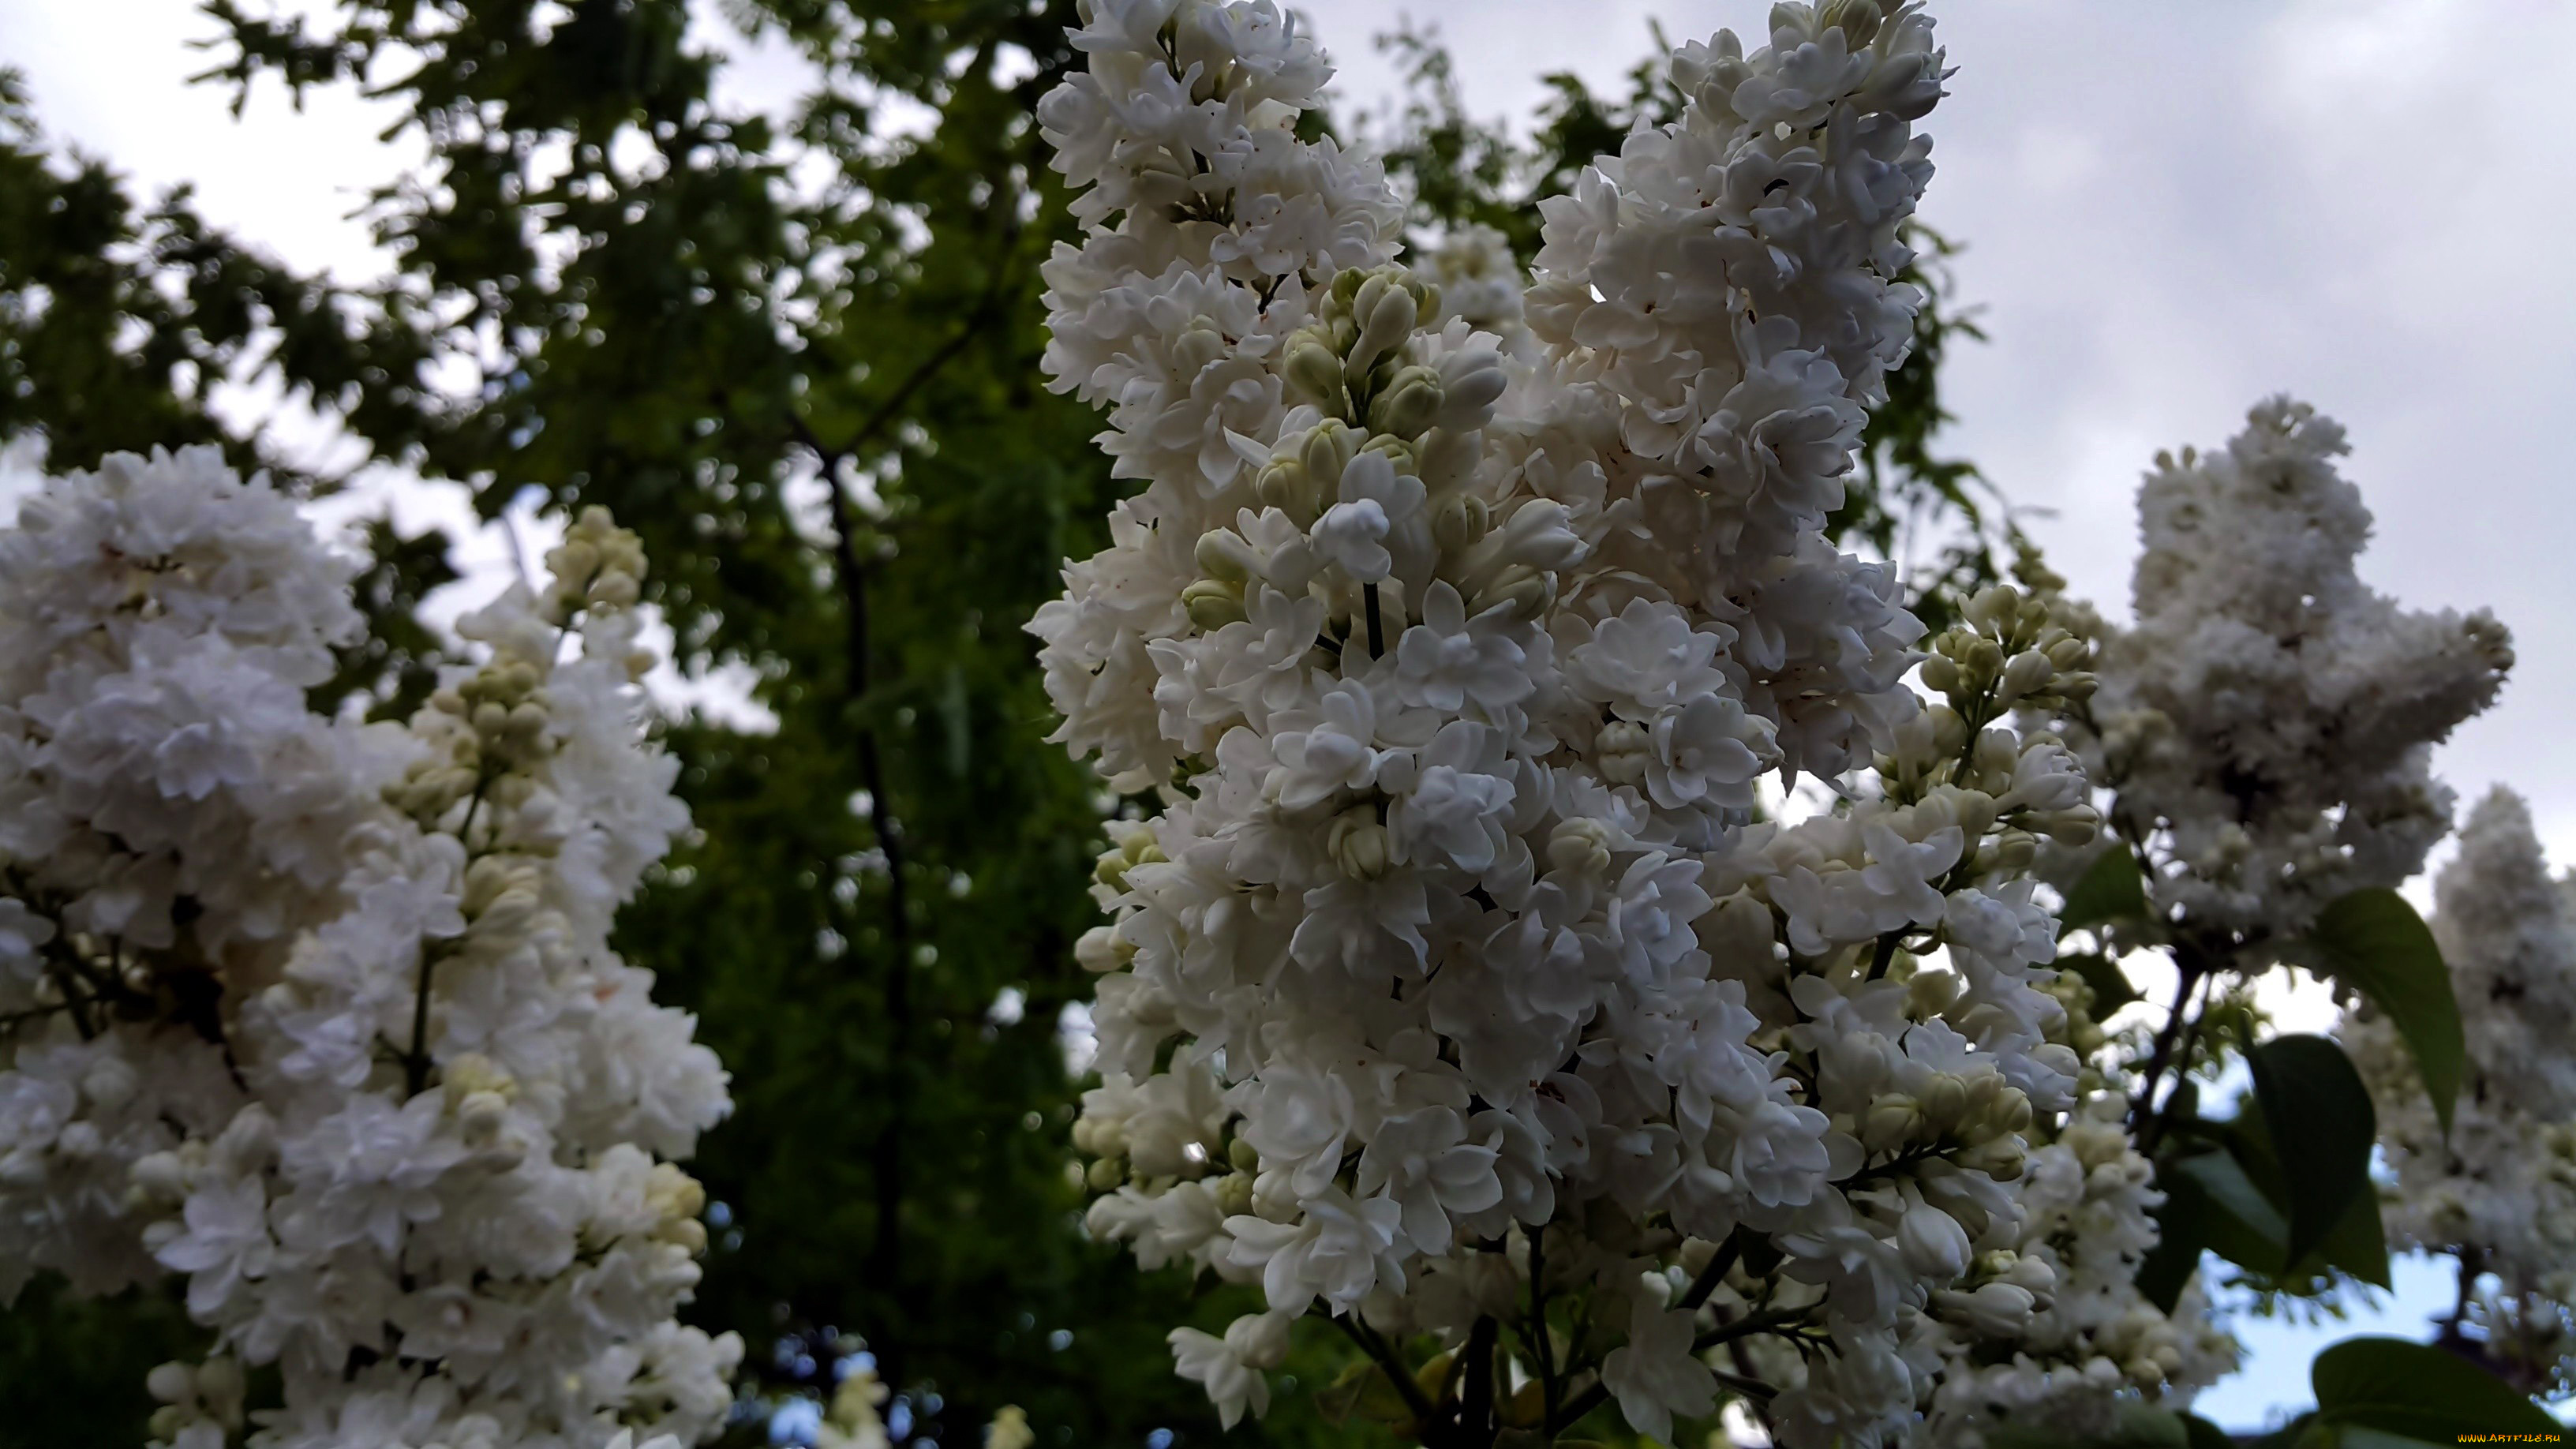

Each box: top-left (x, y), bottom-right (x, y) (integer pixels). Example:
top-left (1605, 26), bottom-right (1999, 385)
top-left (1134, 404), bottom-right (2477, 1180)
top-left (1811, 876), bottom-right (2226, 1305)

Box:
top-left (0, 1276), bottom-right (209, 1444)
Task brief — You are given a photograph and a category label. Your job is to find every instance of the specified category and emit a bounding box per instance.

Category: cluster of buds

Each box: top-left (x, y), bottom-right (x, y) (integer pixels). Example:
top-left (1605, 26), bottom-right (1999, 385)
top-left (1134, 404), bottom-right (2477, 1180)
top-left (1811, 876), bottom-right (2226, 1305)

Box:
top-left (1859, 1067), bottom-right (2038, 1183)
top-left (1091, 822), bottom-right (1166, 896)
top-left (1279, 268), bottom-right (1449, 430)
top-left (1876, 584), bottom-right (2102, 858)
top-left (1918, 583), bottom-right (2096, 718)
top-left (1932, 1248), bottom-right (2061, 1340)
top-left (384, 657), bottom-right (552, 823)
top-left (542, 505), bottom-right (646, 626)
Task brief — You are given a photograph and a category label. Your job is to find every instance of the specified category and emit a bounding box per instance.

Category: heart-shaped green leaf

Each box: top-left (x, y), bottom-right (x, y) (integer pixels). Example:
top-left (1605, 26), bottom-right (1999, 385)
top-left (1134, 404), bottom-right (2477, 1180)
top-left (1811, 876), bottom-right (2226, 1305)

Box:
top-left (2303, 889), bottom-right (2461, 1135)
top-left (2061, 846), bottom-right (2151, 931)
top-left (2246, 1035), bottom-right (2377, 1269)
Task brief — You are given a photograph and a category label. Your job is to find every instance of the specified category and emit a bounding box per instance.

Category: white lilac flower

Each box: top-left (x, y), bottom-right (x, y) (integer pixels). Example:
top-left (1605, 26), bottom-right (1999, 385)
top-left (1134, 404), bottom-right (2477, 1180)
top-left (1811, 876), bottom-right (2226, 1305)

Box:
top-left (2344, 789), bottom-right (2576, 1390)
top-left (1027, 3), bottom-right (2162, 1443)
top-left (0, 454), bottom-right (733, 1444)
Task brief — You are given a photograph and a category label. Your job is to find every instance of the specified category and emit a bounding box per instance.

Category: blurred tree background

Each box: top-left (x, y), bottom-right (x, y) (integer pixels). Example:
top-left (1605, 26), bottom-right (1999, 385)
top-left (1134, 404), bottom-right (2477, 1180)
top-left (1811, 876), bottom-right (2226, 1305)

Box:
top-left (0, 3), bottom-right (2001, 1444)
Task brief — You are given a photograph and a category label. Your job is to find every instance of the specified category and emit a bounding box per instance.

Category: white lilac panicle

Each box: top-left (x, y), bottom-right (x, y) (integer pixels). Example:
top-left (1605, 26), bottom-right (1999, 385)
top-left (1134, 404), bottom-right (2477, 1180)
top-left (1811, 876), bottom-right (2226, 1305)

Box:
top-left (2064, 398), bottom-right (2510, 946)
top-left (0, 449), bottom-right (734, 1449)
top-left (2343, 788), bottom-right (2576, 1392)
top-left (1032, 3), bottom-right (2123, 1443)
top-left (1918, 1095), bottom-right (2237, 1442)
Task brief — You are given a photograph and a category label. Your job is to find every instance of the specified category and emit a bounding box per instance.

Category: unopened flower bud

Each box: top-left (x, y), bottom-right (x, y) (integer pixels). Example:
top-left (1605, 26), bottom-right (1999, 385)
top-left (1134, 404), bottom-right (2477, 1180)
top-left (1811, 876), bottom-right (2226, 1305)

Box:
top-left (1898, 1202), bottom-right (1973, 1279)
top-left (457, 1090), bottom-right (511, 1149)
top-left (587, 571), bottom-right (641, 609)
top-left (1936, 1281), bottom-right (2037, 1339)
top-left (1350, 276), bottom-right (1418, 373)
top-left (1074, 925), bottom-right (1132, 974)
top-left (1181, 579), bottom-right (1248, 631)
top-left (1595, 720), bottom-right (1649, 786)
top-left (1864, 1093), bottom-right (1923, 1152)
top-left (1547, 818), bottom-right (1617, 878)
top-left (1328, 807), bottom-right (1391, 880)
top-left (1367, 365), bottom-right (1444, 440)
top-left (1194, 528), bottom-right (1258, 583)
top-left (1964, 585), bottom-right (2021, 631)
top-left (1998, 650), bottom-right (2053, 703)
top-left (1301, 419), bottom-right (1360, 485)
top-left (1432, 492), bottom-right (1491, 554)
top-left (1284, 340), bottom-right (1346, 411)
top-left (147, 1362), bottom-right (194, 1405)
top-left (1214, 1170), bottom-right (1256, 1215)
top-left (1359, 431), bottom-right (1417, 477)
top-left (1476, 564), bottom-right (1554, 621)
top-left (1989, 1086), bottom-right (2034, 1134)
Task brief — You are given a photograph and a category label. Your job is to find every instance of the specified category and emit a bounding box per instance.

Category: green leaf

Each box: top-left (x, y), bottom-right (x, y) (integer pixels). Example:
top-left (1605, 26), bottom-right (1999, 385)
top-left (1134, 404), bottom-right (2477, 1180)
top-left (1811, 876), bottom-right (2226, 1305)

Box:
top-left (2061, 949), bottom-right (2141, 1013)
top-left (2061, 846), bottom-right (2151, 931)
top-left (2181, 1413), bottom-right (2237, 1449)
top-left (2133, 1181), bottom-right (2206, 1314)
top-left (2246, 1035), bottom-right (2379, 1269)
top-left (2306, 1170), bottom-right (2391, 1290)
top-left (1990, 1403), bottom-right (2188, 1448)
top-left (2310, 1335), bottom-right (2563, 1436)
top-left (2222, 1110), bottom-right (2391, 1292)
top-left (2304, 888), bottom-right (2462, 1135)
top-left (2174, 1144), bottom-right (2292, 1275)
top-left (2336, 1431), bottom-right (2451, 1449)
top-left (2137, 1136), bottom-right (2297, 1309)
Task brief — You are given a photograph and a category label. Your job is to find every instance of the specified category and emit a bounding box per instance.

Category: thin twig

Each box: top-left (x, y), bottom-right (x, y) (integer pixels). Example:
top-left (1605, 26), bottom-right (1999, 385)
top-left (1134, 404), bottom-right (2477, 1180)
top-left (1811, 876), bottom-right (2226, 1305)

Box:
top-left (1333, 1314), bottom-right (1437, 1425)
top-left (2131, 942), bottom-right (2212, 1151)
top-left (403, 778), bottom-right (490, 1098)
top-left (1677, 1230), bottom-right (1743, 1312)
top-left (1527, 1223), bottom-right (1560, 1430)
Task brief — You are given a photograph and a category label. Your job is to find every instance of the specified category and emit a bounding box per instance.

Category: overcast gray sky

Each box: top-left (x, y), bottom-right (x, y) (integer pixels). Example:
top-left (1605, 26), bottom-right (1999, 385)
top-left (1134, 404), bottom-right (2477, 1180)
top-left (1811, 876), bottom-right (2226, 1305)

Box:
top-left (6, 1), bottom-right (2572, 1429)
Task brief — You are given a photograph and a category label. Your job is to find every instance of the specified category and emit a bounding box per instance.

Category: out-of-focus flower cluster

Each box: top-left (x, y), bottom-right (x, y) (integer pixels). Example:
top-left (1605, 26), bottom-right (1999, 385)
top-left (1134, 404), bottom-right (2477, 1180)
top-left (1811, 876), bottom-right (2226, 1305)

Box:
top-left (2062, 399), bottom-right (2510, 949)
top-left (1975, 396), bottom-right (2519, 1436)
top-left (2345, 788), bottom-right (2576, 1396)
top-left (1024, 2), bottom-right (2180, 1442)
top-left (0, 447), bottom-right (734, 1448)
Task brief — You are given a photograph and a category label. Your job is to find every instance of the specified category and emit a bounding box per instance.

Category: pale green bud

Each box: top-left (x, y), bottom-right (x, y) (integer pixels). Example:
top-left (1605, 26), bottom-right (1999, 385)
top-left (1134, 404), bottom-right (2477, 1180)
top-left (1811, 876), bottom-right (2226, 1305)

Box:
top-left (1367, 365), bottom-right (1444, 439)
top-left (1920, 1073), bottom-right (1969, 1131)
top-left (1432, 491), bottom-right (1492, 554)
top-left (1284, 340), bottom-right (1346, 414)
top-left (1359, 431), bottom-right (1417, 477)
top-left (1255, 459), bottom-right (1316, 523)
top-left (1301, 419), bottom-right (1360, 485)
top-left (1193, 528), bottom-right (1256, 583)
top-left (1327, 807), bottom-right (1390, 880)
